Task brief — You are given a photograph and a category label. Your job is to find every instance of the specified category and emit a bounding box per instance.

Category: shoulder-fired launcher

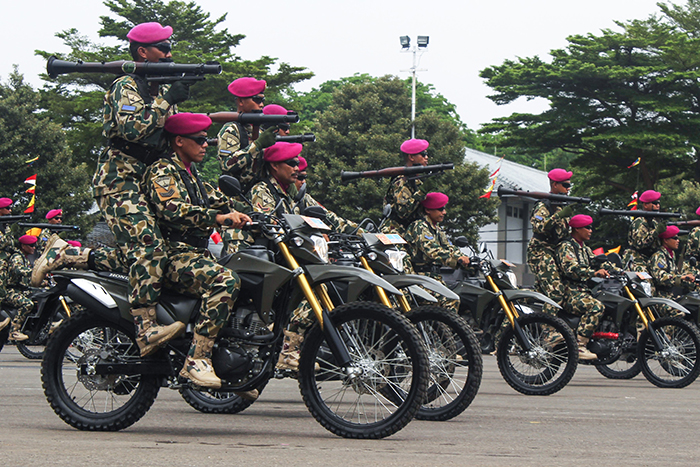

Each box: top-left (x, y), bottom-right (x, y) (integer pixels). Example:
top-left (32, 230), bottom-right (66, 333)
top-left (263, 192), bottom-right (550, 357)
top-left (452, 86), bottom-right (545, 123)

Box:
top-left (18, 223), bottom-right (79, 232)
top-left (599, 208), bottom-right (681, 219)
top-left (0, 215), bottom-right (31, 225)
top-left (206, 111), bottom-right (299, 125)
top-left (497, 186), bottom-right (591, 204)
top-left (340, 163), bottom-right (454, 182)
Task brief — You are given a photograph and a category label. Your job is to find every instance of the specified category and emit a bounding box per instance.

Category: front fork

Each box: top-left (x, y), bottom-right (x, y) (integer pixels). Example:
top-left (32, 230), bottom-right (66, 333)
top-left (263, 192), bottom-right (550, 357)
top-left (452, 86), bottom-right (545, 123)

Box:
top-left (276, 241), bottom-right (352, 367)
top-left (359, 257), bottom-right (412, 313)
top-left (487, 276), bottom-right (532, 351)
top-left (624, 285), bottom-right (664, 351)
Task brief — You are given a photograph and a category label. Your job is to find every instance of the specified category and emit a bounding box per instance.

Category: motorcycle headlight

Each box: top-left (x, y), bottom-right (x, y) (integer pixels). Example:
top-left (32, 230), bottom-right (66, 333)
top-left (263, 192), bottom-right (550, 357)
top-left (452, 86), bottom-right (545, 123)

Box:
top-left (387, 249), bottom-right (407, 273)
top-left (641, 280), bottom-right (652, 297)
top-left (505, 270), bottom-right (518, 289)
top-left (311, 235), bottom-right (329, 263)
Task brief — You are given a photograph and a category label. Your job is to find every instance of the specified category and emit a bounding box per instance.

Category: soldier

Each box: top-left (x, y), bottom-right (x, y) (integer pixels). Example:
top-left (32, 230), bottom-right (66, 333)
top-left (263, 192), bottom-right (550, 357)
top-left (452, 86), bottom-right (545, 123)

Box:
top-left (250, 142), bottom-right (302, 215)
top-left (556, 215), bottom-right (618, 360)
top-left (682, 205), bottom-right (700, 276)
top-left (649, 225), bottom-right (695, 313)
top-left (0, 197), bottom-right (16, 332)
top-left (382, 138), bottom-right (430, 237)
top-left (35, 208), bottom-right (63, 253)
top-left (622, 190), bottom-right (665, 280)
top-left (216, 78), bottom-right (277, 253)
top-left (144, 113), bottom-right (253, 392)
top-left (3, 235), bottom-right (39, 341)
top-left (261, 104), bottom-right (292, 137)
top-left (53, 22), bottom-right (190, 356)
top-left (404, 192), bottom-right (469, 311)
top-left (526, 168), bottom-right (574, 319)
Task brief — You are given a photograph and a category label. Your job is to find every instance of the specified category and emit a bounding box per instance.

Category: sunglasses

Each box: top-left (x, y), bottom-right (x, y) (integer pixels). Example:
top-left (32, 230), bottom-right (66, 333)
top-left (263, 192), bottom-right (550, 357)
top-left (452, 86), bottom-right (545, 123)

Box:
top-left (436, 207), bottom-right (446, 212)
top-left (560, 182), bottom-right (572, 189)
top-left (250, 96), bottom-right (265, 104)
top-left (181, 135), bottom-right (208, 146)
top-left (277, 123), bottom-right (290, 131)
top-left (282, 159), bottom-right (299, 168)
top-left (147, 41), bottom-right (172, 54)
top-left (582, 225), bottom-right (593, 230)
top-left (297, 173), bottom-right (308, 181)
top-left (54, 216), bottom-right (63, 220)
top-left (671, 236), bottom-right (680, 240)
top-left (649, 200), bottom-right (660, 205)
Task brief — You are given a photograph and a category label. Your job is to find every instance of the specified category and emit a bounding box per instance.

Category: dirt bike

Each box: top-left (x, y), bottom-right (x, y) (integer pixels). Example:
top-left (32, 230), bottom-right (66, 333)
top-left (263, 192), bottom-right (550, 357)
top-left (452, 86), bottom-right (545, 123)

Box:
top-left (441, 241), bottom-right (579, 396)
top-left (0, 284), bottom-right (72, 359)
top-left (41, 177), bottom-right (429, 439)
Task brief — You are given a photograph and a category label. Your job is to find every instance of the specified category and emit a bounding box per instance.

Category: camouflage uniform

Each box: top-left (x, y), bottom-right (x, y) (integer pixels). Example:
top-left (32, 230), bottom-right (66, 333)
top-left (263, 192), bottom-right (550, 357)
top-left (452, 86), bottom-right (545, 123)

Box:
top-left (404, 214), bottom-right (462, 311)
top-left (526, 200), bottom-right (570, 315)
top-left (95, 74), bottom-right (175, 308)
top-left (3, 249), bottom-right (35, 333)
top-left (649, 246), bottom-right (691, 318)
top-left (0, 225), bottom-right (15, 300)
top-left (682, 226), bottom-right (700, 276)
top-left (382, 175), bottom-right (424, 274)
top-left (144, 154), bottom-right (240, 338)
top-left (556, 238), bottom-right (614, 338)
top-left (622, 216), bottom-right (662, 285)
top-left (300, 193), bottom-right (359, 235)
top-left (250, 176), bottom-right (300, 215)
top-left (216, 121), bottom-right (261, 254)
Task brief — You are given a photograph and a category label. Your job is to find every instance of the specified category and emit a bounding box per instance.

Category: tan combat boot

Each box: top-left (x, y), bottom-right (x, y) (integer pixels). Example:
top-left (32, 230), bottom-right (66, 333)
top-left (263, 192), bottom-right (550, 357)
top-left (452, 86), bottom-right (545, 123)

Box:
top-left (31, 235), bottom-right (87, 286)
top-left (9, 321), bottom-right (28, 342)
top-left (180, 334), bottom-right (222, 389)
top-left (277, 329), bottom-right (304, 370)
top-left (0, 316), bottom-right (10, 332)
top-left (577, 336), bottom-right (598, 361)
top-left (130, 306), bottom-right (185, 357)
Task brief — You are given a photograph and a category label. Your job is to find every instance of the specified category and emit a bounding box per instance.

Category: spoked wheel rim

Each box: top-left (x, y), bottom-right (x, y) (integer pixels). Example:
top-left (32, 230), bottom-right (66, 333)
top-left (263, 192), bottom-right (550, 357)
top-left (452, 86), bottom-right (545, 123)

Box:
top-left (638, 317), bottom-right (700, 388)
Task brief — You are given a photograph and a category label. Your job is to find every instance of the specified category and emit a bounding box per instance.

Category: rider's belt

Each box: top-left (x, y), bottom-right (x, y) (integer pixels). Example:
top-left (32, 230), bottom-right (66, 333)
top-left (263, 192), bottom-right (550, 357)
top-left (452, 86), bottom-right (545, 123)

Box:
top-left (414, 264), bottom-right (441, 274)
top-left (109, 138), bottom-right (162, 164)
top-left (166, 230), bottom-right (209, 249)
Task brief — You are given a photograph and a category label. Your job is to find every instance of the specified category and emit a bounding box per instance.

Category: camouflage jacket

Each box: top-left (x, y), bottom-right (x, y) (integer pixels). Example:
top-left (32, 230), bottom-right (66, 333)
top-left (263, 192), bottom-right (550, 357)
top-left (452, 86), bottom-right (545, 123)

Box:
top-left (144, 154), bottom-right (230, 250)
top-left (624, 216), bottom-right (662, 260)
top-left (649, 247), bottom-right (688, 294)
top-left (0, 225), bottom-right (15, 261)
top-left (250, 177), bottom-right (300, 215)
top-left (682, 227), bottom-right (700, 275)
top-left (300, 193), bottom-right (359, 235)
top-left (404, 214), bottom-right (462, 273)
top-left (7, 251), bottom-right (32, 289)
top-left (556, 238), bottom-right (618, 291)
top-left (528, 200), bottom-right (569, 252)
top-left (384, 175), bottom-right (426, 228)
top-left (217, 122), bottom-right (264, 189)
top-left (94, 75), bottom-right (176, 197)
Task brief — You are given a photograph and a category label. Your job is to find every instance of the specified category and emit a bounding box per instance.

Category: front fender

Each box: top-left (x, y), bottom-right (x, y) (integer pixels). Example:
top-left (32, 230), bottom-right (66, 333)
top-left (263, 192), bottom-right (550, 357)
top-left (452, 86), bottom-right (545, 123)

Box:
top-left (502, 289), bottom-right (562, 309)
top-left (383, 274), bottom-right (459, 301)
top-left (638, 297), bottom-right (690, 315)
top-left (304, 264), bottom-right (402, 301)
top-left (405, 285), bottom-right (438, 303)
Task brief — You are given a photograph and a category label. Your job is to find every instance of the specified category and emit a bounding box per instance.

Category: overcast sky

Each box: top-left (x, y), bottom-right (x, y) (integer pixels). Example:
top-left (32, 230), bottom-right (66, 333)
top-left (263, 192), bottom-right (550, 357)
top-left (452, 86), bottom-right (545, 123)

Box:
top-left (2, 0), bottom-right (669, 130)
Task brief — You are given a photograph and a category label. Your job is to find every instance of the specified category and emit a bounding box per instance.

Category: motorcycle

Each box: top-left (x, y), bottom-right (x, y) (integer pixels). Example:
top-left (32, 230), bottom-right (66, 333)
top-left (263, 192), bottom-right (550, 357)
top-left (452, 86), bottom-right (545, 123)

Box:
top-left (40, 176), bottom-right (429, 439)
top-left (442, 241), bottom-right (579, 396)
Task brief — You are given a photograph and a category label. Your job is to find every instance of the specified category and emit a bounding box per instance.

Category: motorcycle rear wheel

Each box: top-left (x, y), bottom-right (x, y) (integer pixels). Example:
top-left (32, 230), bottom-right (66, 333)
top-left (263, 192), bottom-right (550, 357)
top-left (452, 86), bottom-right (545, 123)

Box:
top-left (638, 317), bottom-right (700, 388)
top-left (298, 301), bottom-right (428, 439)
top-left (0, 326), bottom-right (8, 353)
top-left (180, 378), bottom-right (269, 414)
top-left (595, 352), bottom-right (641, 379)
top-left (41, 310), bottom-right (160, 431)
top-left (17, 304), bottom-right (68, 360)
top-left (406, 305), bottom-right (482, 421)
top-left (497, 312), bottom-right (578, 396)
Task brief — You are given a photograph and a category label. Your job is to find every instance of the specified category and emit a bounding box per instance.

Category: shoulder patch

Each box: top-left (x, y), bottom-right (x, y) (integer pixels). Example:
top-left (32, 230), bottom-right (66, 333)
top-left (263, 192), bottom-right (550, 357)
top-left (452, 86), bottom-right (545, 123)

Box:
top-left (657, 261), bottom-right (666, 269)
top-left (120, 104), bottom-right (136, 112)
top-left (153, 175), bottom-right (179, 202)
top-left (424, 235), bottom-right (434, 240)
top-left (534, 215), bottom-right (544, 220)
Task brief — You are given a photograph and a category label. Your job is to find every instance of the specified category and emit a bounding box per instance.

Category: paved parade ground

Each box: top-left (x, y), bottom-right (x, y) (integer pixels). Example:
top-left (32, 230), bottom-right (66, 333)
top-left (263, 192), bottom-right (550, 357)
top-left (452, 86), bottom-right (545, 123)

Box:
top-left (2, 345), bottom-right (699, 467)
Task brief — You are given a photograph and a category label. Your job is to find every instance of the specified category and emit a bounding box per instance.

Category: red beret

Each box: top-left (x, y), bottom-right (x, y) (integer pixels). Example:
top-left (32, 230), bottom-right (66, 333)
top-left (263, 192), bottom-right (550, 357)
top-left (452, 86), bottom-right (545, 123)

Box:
top-left (659, 225), bottom-right (680, 239)
top-left (18, 235), bottom-right (37, 245)
top-left (264, 142), bottom-right (303, 162)
top-left (0, 198), bottom-right (12, 209)
top-left (400, 139), bottom-right (429, 155)
top-left (228, 77), bottom-right (266, 98)
top-left (126, 22), bottom-right (173, 43)
top-left (263, 104), bottom-right (288, 115)
top-left (421, 192), bottom-right (449, 210)
top-left (298, 156), bottom-right (308, 171)
top-left (696, 205), bottom-right (700, 217)
top-left (569, 214), bottom-right (593, 228)
top-left (67, 241), bottom-right (82, 247)
top-left (164, 113), bottom-right (212, 135)
top-left (548, 168), bottom-right (572, 182)
top-left (46, 209), bottom-right (62, 220)
top-left (639, 190), bottom-right (661, 203)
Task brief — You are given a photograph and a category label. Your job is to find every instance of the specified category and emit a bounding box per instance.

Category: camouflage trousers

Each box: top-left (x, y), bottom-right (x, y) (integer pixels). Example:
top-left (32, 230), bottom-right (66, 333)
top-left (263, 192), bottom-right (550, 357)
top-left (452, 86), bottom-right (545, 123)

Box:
top-left (2, 289), bottom-right (34, 327)
top-left (527, 246), bottom-right (566, 316)
top-left (163, 247), bottom-right (240, 338)
top-left (562, 288), bottom-right (604, 338)
top-left (91, 246), bottom-right (128, 273)
top-left (221, 227), bottom-right (254, 256)
top-left (97, 192), bottom-right (168, 308)
top-left (415, 273), bottom-right (459, 312)
top-left (0, 258), bottom-right (6, 300)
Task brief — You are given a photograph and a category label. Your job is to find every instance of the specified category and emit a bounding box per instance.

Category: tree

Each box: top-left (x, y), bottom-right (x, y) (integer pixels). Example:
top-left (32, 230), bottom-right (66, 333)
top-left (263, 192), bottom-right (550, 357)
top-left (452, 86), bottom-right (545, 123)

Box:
top-left (299, 75), bottom-right (498, 246)
top-left (479, 4), bottom-right (700, 202)
top-left (0, 69), bottom-right (95, 234)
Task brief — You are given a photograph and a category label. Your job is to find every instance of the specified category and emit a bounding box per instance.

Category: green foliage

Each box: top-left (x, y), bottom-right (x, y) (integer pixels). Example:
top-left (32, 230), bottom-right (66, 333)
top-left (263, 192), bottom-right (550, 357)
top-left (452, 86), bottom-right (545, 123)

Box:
top-left (298, 75), bottom-right (498, 246)
top-left (0, 69), bottom-right (95, 234)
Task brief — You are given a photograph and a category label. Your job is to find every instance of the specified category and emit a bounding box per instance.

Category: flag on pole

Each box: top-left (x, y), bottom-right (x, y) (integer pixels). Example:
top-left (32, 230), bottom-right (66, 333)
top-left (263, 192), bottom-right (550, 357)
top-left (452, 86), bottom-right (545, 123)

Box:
top-left (25, 156), bottom-right (40, 165)
top-left (627, 191), bottom-right (638, 211)
top-left (24, 174), bottom-right (37, 185)
top-left (479, 178), bottom-right (497, 199)
top-left (489, 156), bottom-right (504, 178)
top-left (24, 195), bottom-right (35, 213)
top-left (627, 157), bottom-right (641, 169)
top-left (25, 186), bottom-right (35, 194)
top-left (210, 231), bottom-right (222, 244)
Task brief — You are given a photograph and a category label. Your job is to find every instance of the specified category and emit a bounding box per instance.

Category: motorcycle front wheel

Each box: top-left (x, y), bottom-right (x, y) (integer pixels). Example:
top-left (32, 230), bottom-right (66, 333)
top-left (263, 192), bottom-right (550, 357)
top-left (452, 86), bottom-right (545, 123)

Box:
top-left (638, 317), bottom-right (700, 388)
top-left (298, 301), bottom-right (428, 439)
top-left (406, 305), bottom-right (482, 421)
top-left (496, 312), bottom-right (578, 396)
top-left (41, 310), bottom-right (160, 431)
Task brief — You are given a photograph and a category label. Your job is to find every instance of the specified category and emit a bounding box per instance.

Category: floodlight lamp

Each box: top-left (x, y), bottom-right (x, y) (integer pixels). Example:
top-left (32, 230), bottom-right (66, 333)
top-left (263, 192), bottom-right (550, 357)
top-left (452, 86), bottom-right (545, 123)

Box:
top-left (400, 36), bottom-right (411, 48)
top-left (417, 36), bottom-right (429, 48)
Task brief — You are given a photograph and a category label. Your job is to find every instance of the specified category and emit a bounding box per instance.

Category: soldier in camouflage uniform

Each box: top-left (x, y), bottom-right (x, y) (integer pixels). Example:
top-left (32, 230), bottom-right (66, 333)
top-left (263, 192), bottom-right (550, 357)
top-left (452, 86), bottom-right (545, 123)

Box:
top-left (404, 192), bottom-right (469, 311)
top-left (3, 235), bottom-right (39, 341)
top-left (35, 209), bottom-right (63, 253)
top-left (681, 206), bottom-right (700, 276)
top-left (217, 78), bottom-right (278, 254)
top-left (556, 215), bottom-right (620, 360)
top-left (0, 198), bottom-right (17, 332)
top-left (649, 225), bottom-right (695, 317)
top-left (145, 113), bottom-right (252, 392)
top-left (90, 22), bottom-right (191, 356)
top-left (622, 190), bottom-right (666, 288)
top-left (526, 168), bottom-right (575, 319)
